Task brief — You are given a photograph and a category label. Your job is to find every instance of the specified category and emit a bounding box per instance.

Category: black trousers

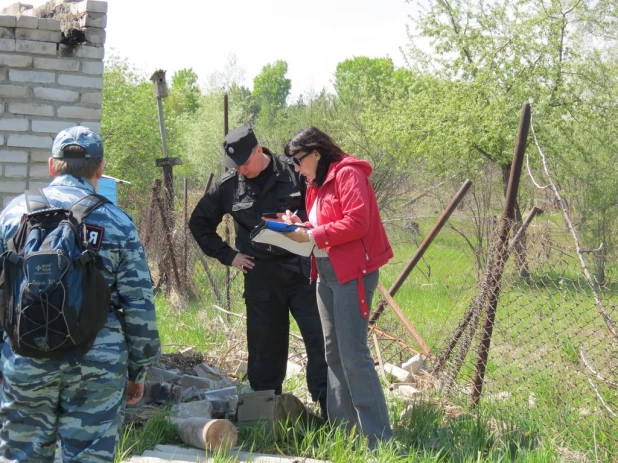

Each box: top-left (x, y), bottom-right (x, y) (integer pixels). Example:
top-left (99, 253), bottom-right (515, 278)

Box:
top-left (243, 259), bottom-right (327, 402)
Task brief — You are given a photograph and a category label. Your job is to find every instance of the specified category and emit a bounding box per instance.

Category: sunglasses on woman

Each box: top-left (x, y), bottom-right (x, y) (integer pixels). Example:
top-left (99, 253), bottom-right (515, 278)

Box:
top-left (293, 151), bottom-right (314, 166)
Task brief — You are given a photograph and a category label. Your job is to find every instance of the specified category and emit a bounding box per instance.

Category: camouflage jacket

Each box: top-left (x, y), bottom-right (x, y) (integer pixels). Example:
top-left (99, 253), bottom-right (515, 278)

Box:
top-left (0, 174), bottom-right (160, 383)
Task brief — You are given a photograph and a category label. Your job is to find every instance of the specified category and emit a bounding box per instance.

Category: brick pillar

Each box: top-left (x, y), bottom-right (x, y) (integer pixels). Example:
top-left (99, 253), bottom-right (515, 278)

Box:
top-left (0, 0), bottom-right (107, 207)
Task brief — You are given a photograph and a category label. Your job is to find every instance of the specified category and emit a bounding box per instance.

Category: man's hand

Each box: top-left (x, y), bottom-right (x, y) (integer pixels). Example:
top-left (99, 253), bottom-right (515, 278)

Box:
top-left (232, 253), bottom-right (255, 273)
top-left (127, 381), bottom-right (144, 405)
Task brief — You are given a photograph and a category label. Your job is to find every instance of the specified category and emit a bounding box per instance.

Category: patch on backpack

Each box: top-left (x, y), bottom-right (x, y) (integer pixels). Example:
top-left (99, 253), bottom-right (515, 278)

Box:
top-left (85, 224), bottom-right (104, 251)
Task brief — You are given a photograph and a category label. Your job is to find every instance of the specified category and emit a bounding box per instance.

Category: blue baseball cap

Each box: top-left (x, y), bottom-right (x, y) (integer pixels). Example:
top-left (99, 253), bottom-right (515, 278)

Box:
top-left (52, 126), bottom-right (104, 159)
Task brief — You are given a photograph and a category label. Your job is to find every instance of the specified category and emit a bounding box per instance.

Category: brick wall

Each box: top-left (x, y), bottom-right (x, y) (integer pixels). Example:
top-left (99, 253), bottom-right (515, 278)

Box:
top-left (0, 0), bottom-right (107, 207)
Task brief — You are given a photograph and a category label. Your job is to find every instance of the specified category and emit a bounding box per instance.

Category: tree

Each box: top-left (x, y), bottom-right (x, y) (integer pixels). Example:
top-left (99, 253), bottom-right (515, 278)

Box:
top-left (253, 60), bottom-right (291, 124)
top-left (169, 68), bottom-right (201, 115)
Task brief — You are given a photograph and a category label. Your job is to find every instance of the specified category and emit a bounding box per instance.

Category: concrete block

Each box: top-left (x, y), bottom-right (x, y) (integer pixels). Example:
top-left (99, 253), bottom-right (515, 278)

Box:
top-left (4, 164), bottom-right (28, 177)
top-left (80, 91), bottom-right (101, 105)
top-left (75, 0), bottom-right (108, 14)
top-left (15, 15), bottom-right (37, 29)
top-left (58, 74), bottom-right (102, 89)
top-left (401, 354), bottom-right (424, 375)
top-left (37, 18), bottom-right (61, 31)
top-left (59, 43), bottom-right (104, 59)
top-left (0, 69), bottom-right (6, 81)
top-left (54, 0), bottom-right (82, 5)
top-left (0, 26), bottom-right (15, 39)
top-left (8, 102), bottom-right (54, 117)
top-left (0, 38), bottom-right (16, 51)
top-left (9, 70), bottom-right (55, 83)
top-left (57, 105), bottom-right (101, 119)
top-left (0, 118), bottom-right (29, 131)
top-left (32, 119), bottom-right (75, 133)
top-left (8, 134), bottom-right (53, 149)
top-left (30, 150), bottom-right (50, 162)
top-left (29, 163), bottom-right (50, 177)
top-left (34, 57), bottom-right (79, 72)
top-left (81, 60), bottom-right (103, 75)
top-left (80, 121), bottom-right (101, 133)
top-left (0, 85), bottom-right (29, 98)
top-left (194, 364), bottom-right (228, 381)
top-left (34, 87), bottom-right (79, 102)
top-left (16, 39), bottom-right (56, 55)
top-left (0, 134), bottom-right (3, 145)
top-left (0, 179), bottom-right (27, 194)
top-left (0, 53), bottom-right (32, 67)
top-left (83, 27), bottom-right (105, 45)
top-left (0, 15), bottom-right (17, 27)
top-left (383, 363), bottom-right (412, 382)
top-left (0, 150), bottom-right (28, 163)
top-left (15, 28), bottom-right (61, 43)
top-left (79, 12), bottom-right (107, 29)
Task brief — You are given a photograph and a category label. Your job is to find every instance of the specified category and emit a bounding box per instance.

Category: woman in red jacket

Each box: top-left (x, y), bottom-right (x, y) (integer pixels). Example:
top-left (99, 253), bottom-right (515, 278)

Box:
top-left (283, 126), bottom-right (393, 449)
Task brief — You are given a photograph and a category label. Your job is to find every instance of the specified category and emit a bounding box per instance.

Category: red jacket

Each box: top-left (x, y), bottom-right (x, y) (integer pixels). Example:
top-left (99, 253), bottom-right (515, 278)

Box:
top-left (306, 155), bottom-right (393, 318)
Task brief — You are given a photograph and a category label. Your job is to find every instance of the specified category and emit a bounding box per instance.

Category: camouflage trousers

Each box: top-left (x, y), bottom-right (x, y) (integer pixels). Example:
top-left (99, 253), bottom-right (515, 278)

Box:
top-left (0, 317), bottom-right (129, 462)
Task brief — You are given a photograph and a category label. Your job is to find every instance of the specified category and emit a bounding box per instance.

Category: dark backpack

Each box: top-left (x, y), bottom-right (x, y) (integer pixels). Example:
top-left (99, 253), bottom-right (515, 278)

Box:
top-left (0, 189), bottom-right (112, 359)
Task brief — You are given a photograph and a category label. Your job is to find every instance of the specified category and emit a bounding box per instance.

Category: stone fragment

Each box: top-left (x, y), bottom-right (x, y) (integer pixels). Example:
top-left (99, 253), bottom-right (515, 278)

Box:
top-left (401, 354), bottom-right (424, 375)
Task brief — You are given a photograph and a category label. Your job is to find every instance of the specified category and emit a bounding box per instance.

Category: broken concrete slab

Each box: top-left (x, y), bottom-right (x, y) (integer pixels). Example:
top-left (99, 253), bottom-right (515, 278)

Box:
top-left (383, 363), bottom-right (411, 382)
top-left (147, 367), bottom-right (182, 383)
top-left (193, 363), bottom-right (228, 382)
top-left (178, 375), bottom-right (231, 391)
top-left (401, 354), bottom-right (424, 375)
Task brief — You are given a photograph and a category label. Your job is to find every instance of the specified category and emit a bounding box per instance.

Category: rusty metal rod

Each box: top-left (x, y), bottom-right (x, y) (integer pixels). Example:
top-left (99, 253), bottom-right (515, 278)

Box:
top-left (470, 102), bottom-right (530, 407)
top-left (377, 282), bottom-right (432, 358)
top-left (369, 179), bottom-right (472, 325)
top-left (154, 179), bottom-right (182, 291)
top-left (507, 206), bottom-right (542, 253)
top-left (369, 325), bottom-right (421, 355)
top-left (435, 206), bottom-right (542, 375)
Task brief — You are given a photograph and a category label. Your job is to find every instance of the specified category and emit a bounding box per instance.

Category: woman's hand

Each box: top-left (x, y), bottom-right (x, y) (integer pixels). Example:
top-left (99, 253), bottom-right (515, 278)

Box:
top-left (282, 209), bottom-right (302, 225)
top-left (284, 228), bottom-right (310, 243)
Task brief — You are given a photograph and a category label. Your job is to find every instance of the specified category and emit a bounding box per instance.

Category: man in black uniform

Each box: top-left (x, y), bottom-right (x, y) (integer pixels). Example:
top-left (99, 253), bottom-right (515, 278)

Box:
top-left (189, 125), bottom-right (327, 417)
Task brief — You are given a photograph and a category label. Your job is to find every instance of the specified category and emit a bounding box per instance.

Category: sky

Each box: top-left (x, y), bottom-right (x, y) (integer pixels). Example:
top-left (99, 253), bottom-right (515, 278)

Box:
top-left (6, 0), bottom-right (414, 97)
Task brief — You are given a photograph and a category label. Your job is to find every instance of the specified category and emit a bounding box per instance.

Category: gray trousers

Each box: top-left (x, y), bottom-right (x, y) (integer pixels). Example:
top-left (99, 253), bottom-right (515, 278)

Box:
top-left (315, 257), bottom-right (393, 448)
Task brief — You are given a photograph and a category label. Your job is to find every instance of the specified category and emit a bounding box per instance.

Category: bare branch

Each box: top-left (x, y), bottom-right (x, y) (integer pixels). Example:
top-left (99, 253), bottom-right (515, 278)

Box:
top-left (579, 346), bottom-right (618, 390)
top-left (532, 121), bottom-right (618, 343)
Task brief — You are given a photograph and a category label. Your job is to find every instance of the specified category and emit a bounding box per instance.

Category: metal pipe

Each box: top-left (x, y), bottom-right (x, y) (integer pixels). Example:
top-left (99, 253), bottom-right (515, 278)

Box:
top-left (369, 179), bottom-right (472, 325)
top-left (470, 102), bottom-right (530, 407)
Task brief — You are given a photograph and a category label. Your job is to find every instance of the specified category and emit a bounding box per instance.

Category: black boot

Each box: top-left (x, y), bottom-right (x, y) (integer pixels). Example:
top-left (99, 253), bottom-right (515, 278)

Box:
top-left (318, 396), bottom-right (328, 422)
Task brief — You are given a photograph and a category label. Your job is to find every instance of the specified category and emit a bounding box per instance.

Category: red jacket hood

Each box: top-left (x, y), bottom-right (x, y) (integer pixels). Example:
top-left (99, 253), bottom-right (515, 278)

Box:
top-left (324, 155), bottom-right (372, 183)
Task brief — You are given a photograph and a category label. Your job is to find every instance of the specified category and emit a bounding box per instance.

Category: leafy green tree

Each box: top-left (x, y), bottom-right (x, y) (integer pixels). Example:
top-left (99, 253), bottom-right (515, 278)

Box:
top-left (169, 68), bottom-right (201, 115)
top-left (253, 60), bottom-right (291, 124)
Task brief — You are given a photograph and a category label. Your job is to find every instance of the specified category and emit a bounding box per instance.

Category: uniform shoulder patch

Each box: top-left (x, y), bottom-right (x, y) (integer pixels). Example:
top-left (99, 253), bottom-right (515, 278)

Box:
top-left (85, 224), bottom-right (104, 251)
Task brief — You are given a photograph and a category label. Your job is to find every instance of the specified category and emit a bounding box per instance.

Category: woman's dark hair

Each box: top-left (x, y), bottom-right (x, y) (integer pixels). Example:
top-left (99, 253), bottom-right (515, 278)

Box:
top-left (284, 126), bottom-right (345, 187)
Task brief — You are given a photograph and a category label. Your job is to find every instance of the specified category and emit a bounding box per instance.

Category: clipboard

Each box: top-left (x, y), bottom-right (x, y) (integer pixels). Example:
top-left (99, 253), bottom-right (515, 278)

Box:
top-left (250, 221), bottom-right (315, 257)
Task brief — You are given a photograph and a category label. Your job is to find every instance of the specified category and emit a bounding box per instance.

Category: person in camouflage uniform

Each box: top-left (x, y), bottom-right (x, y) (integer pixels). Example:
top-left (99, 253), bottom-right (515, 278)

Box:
top-left (0, 126), bottom-right (161, 462)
